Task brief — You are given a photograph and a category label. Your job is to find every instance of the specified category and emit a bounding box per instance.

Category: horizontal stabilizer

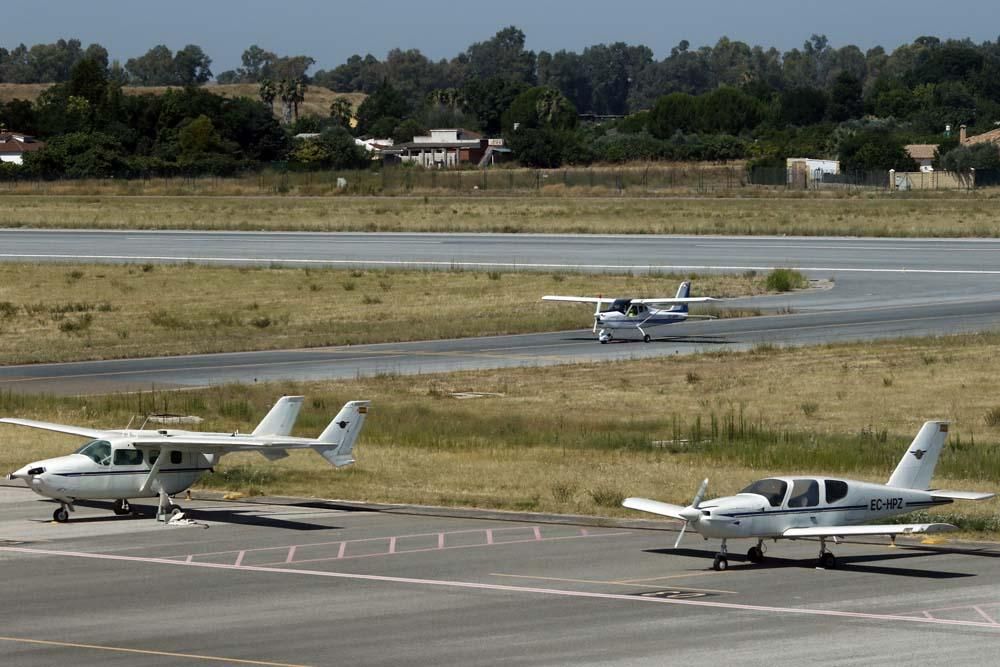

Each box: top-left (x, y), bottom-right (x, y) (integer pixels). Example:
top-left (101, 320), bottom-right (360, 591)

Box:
top-left (931, 489), bottom-right (996, 501)
top-left (622, 497), bottom-right (687, 521)
top-left (783, 523), bottom-right (957, 538)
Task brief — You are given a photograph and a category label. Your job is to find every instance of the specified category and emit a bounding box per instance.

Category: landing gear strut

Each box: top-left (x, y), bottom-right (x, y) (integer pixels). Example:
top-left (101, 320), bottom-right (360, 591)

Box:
top-left (113, 499), bottom-right (131, 516)
top-left (747, 539), bottom-right (766, 564)
top-left (712, 539), bottom-right (729, 571)
top-left (638, 326), bottom-right (651, 343)
top-left (156, 488), bottom-right (184, 523)
top-left (818, 537), bottom-right (836, 569)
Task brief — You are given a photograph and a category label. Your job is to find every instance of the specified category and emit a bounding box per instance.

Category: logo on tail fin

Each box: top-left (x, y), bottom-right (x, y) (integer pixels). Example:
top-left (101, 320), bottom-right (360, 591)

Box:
top-left (910, 449), bottom-right (926, 460)
top-left (337, 420), bottom-right (349, 429)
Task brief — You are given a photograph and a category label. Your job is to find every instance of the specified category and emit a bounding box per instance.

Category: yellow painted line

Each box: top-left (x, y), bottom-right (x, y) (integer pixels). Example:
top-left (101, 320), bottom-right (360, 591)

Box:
top-left (490, 572), bottom-right (736, 594)
top-left (0, 636), bottom-right (311, 666)
top-left (614, 570), bottom-right (736, 584)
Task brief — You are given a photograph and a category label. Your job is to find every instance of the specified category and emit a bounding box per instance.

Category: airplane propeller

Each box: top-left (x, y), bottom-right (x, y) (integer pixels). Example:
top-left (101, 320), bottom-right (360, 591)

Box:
top-left (674, 477), bottom-right (709, 548)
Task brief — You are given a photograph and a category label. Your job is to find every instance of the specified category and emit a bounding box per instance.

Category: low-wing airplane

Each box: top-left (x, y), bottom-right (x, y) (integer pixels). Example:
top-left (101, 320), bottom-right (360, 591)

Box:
top-left (4, 396), bottom-right (370, 523)
top-left (623, 421), bottom-right (994, 570)
top-left (542, 281), bottom-right (718, 343)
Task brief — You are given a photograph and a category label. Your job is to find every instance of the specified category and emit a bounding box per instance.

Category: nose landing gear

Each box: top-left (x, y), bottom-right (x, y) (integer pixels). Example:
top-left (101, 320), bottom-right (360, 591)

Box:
top-left (712, 539), bottom-right (729, 571)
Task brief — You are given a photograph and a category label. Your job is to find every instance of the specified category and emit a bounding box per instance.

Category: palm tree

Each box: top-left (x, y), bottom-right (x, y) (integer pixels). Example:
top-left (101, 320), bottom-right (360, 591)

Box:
top-left (258, 79), bottom-right (277, 115)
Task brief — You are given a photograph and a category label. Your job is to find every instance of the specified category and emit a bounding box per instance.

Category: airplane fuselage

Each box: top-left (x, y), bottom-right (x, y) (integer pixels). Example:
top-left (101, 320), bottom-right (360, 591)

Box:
top-left (690, 476), bottom-right (952, 540)
top-left (10, 439), bottom-right (215, 503)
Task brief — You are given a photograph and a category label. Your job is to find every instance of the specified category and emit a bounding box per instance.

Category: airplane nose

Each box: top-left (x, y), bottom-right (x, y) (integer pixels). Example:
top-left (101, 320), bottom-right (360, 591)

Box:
top-left (8, 465), bottom-right (43, 481)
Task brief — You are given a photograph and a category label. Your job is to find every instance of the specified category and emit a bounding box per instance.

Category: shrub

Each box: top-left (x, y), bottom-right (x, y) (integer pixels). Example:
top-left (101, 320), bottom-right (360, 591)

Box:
top-left (766, 268), bottom-right (807, 292)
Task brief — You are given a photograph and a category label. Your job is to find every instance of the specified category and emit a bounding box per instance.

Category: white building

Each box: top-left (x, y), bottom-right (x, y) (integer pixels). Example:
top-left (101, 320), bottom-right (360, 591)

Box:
top-left (0, 132), bottom-right (44, 165)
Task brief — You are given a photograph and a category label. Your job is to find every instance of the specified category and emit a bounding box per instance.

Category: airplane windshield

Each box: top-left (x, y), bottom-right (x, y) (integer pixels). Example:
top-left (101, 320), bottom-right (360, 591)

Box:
top-left (739, 478), bottom-right (787, 507)
top-left (607, 299), bottom-right (631, 314)
top-left (76, 439), bottom-right (112, 465)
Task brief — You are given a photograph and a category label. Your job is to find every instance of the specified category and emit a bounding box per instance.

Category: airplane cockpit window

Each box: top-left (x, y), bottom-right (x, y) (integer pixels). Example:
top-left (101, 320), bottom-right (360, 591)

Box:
top-left (788, 479), bottom-right (820, 507)
top-left (113, 449), bottom-right (144, 466)
top-left (825, 479), bottom-right (849, 503)
top-left (76, 439), bottom-right (112, 465)
top-left (739, 478), bottom-right (787, 507)
top-left (608, 299), bottom-right (631, 314)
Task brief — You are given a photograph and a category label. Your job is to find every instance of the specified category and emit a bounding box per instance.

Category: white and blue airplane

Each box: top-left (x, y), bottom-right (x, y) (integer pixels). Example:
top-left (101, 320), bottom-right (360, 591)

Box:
top-left (543, 281), bottom-right (717, 343)
top-left (624, 421), bottom-right (994, 570)
top-left (4, 396), bottom-right (370, 523)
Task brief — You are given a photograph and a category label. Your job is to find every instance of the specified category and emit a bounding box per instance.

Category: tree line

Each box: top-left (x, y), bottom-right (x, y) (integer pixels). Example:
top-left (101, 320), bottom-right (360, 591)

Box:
top-left (4, 28), bottom-right (1000, 175)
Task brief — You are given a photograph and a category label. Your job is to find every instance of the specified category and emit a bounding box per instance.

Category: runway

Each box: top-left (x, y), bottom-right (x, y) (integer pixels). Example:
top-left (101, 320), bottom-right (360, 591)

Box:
top-left (2, 484), bottom-right (999, 666)
top-left (2, 230), bottom-right (1000, 393)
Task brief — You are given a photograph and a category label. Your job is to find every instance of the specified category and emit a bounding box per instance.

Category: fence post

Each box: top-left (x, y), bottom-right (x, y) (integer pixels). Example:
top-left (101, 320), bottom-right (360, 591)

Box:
top-left (888, 169), bottom-right (895, 192)
top-left (971, 167), bottom-right (976, 191)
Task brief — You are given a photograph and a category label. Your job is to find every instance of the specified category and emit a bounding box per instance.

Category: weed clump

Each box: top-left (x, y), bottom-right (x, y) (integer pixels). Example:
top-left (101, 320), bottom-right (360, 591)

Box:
top-left (765, 268), bottom-right (807, 292)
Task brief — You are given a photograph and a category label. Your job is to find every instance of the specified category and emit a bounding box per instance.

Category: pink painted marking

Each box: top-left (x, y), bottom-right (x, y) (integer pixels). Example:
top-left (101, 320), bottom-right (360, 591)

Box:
top-left (533, 526), bottom-right (541, 540)
top-left (4, 545), bottom-right (1000, 632)
top-left (974, 606), bottom-right (999, 625)
top-left (336, 542), bottom-right (346, 559)
top-left (163, 525), bottom-right (539, 562)
top-left (580, 528), bottom-right (589, 536)
top-left (437, 533), bottom-right (445, 549)
top-left (388, 537), bottom-right (397, 554)
top-left (233, 551), bottom-right (246, 567)
top-left (485, 530), bottom-right (493, 545)
top-left (285, 546), bottom-right (297, 564)
top-left (259, 531), bottom-right (629, 566)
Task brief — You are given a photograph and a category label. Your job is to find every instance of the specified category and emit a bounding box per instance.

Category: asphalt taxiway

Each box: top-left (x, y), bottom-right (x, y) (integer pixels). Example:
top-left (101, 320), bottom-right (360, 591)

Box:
top-left (2, 483), bottom-right (999, 665)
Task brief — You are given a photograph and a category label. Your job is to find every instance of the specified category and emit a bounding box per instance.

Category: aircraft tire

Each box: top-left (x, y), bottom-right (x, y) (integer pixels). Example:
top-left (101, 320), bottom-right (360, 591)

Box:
top-left (712, 556), bottom-right (728, 571)
top-left (747, 546), bottom-right (763, 563)
top-left (643, 334), bottom-right (651, 343)
top-left (819, 552), bottom-right (836, 569)
top-left (53, 507), bottom-right (69, 523)
top-left (113, 499), bottom-right (131, 516)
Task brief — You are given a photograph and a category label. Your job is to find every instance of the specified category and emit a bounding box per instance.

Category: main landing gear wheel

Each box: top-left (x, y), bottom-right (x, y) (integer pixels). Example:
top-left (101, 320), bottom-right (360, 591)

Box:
top-left (642, 334), bottom-right (651, 343)
top-left (819, 552), bottom-right (837, 569)
top-left (53, 507), bottom-right (69, 523)
top-left (712, 555), bottom-right (729, 571)
top-left (747, 546), bottom-right (764, 563)
top-left (113, 499), bottom-right (131, 516)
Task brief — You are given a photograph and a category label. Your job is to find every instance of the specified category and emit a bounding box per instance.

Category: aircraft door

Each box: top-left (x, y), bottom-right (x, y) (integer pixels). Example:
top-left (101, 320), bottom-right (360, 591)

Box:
top-left (785, 479), bottom-right (821, 529)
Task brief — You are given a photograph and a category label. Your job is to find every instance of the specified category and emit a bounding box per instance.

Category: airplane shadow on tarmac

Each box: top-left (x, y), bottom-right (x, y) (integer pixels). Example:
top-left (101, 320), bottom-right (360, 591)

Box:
top-left (72, 499), bottom-right (340, 531)
top-left (564, 335), bottom-right (732, 344)
top-left (646, 547), bottom-right (976, 579)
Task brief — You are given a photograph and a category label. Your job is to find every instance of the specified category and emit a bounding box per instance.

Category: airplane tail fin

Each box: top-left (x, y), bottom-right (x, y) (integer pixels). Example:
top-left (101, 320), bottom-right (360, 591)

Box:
top-left (252, 396), bottom-right (304, 437)
top-left (313, 401), bottom-right (371, 468)
top-left (669, 281), bottom-right (691, 313)
top-left (887, 421), bottom-right (949, 490)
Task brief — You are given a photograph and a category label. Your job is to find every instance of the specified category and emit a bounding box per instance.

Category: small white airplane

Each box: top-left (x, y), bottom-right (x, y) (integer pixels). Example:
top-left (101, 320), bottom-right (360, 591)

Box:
top-left (623, 421), bottom-right (994, 570)
top-left (4, 396), bottom-right (369, 524)
top-left (542, 281), bottom-right (718, 343)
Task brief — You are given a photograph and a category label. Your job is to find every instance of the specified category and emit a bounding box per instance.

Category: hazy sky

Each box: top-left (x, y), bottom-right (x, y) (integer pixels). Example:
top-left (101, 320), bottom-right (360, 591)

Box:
top-left (3, 0), bottom-right (998, 74)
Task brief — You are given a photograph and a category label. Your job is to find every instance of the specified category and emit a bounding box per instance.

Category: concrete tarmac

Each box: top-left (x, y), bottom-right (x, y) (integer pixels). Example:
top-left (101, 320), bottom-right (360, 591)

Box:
top-left (2, 484), bottom-right (999, 666)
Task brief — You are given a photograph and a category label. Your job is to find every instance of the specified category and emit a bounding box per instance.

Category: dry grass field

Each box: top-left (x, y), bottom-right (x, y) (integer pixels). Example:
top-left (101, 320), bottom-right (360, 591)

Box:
top-left (1, 333), bottom-right (998, 534)
top-left (2, 194), bottom-right (1000, 236)
top-left (0, 83), bottom-right (363, 119)
top-left (0, 263), bottom-right (763, 364)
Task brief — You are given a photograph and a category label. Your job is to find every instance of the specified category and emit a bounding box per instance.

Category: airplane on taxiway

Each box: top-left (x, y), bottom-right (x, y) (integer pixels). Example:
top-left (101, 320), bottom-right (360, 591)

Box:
top-left (4, 396), bottom-right (369, 524)
top-left (542, 281), bottom-right (718, 343)
top-left (623, 421), bottom-right (994, 570)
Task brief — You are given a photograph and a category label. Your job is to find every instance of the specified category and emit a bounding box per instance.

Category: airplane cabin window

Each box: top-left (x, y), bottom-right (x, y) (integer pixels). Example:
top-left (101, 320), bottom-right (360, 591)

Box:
top-left (77, 440), bottom-right (112, 465)
top-left (147, 450), bottom-right (159, 465)
top-left (825, 479), bottom-right (849, 503)
top-left (788, 479), bottom-right (820, 507)
top-left (113, 449), bottom-right (144, 466)
top-left (739, 478), bottom-right (788, 507)
top-left (170, 451), bottom-right (183, 464)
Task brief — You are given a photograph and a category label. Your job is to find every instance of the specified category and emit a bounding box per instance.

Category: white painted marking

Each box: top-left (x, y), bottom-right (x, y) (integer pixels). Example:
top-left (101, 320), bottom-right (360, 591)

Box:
top-left (0, 253), bottom-right (997, 275)
top-left (2, 546), bottom-right (999, 631)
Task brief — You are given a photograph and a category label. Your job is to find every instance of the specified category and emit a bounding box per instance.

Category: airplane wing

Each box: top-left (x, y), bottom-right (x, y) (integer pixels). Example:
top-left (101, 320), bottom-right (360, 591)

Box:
top-left (782, 523), bottom-right (957, 538)
top-left (631, 297), bottom-right (718, 305)
top-left (0, 418), bottom-right (107, 440)
top-left (930, 489), bottom-right (996, 501)
top-left (622, 497), bottom-right (687, 521)
top-left (542, 296), bottom-right (616, 304)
